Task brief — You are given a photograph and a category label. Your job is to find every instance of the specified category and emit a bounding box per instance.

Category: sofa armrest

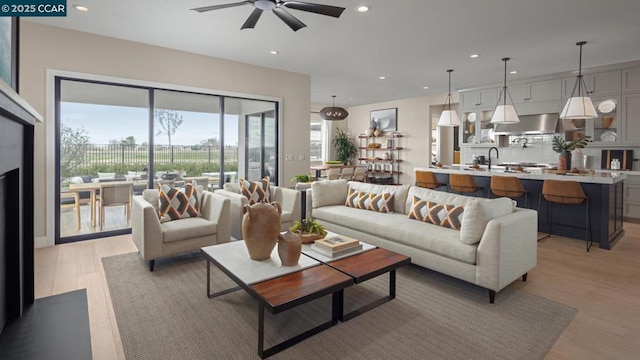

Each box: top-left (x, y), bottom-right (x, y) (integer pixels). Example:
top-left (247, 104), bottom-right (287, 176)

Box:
top-left (132, 195), bottom-right (163, 261)
top-left (200, 191), bottom-right (231, 244)
top-left (215, 189), bottom-right (248, 239)
top-left (475, 208), bottom-right (538, 292)
top-left (272, 186), bottom-right (301, 223)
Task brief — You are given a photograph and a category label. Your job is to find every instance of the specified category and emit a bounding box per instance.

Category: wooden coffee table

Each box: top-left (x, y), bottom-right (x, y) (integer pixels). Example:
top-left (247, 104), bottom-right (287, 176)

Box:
top-left (201, 242), bottom-right (353, 359)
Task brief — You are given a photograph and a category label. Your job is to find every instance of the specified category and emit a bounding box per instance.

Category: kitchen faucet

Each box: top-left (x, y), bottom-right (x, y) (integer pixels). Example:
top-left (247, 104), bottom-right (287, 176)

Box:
top-left (488, 147), bottom-right (499, 170)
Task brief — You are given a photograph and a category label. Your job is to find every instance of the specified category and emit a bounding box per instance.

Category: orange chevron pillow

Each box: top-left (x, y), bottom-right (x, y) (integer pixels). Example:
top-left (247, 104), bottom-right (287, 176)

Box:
top-left (345, 187), bottom-right (394, 213)
top-left (158, 181), bottom-right (200, 223)
top-left (408, 196), bottom-right (464, 230)
top-left (239, 177), bottom-right (270, 205)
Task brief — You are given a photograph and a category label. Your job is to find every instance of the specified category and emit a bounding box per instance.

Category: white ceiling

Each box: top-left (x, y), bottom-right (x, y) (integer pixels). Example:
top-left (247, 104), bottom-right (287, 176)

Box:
top-left (28, 0), bottom-right (640, 106)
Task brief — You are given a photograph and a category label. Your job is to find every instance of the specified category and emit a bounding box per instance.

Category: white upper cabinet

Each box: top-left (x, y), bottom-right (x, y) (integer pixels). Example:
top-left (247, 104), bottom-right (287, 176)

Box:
top-left (622, 67), bottom-right (640, 92)
top-left (562, 70), bottom-right (622, 98)
top-left (460, 88), bottom-right (499, 110)
top-left (509, 79), bottom-right (561, 103)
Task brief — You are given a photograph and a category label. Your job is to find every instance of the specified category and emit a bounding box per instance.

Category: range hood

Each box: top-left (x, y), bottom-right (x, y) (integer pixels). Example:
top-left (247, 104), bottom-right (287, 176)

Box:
top-left (493, 113), bottom-right (560, 135)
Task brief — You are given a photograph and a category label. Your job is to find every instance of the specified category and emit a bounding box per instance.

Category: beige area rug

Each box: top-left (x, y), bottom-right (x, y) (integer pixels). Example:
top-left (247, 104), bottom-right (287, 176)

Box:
top-left (103, 252), bottom-right (576, 360)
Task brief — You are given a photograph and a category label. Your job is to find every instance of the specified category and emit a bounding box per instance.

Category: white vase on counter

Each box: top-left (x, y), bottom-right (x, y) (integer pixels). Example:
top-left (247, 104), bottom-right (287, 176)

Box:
top-left (572, 148), bottom-right (586, 170)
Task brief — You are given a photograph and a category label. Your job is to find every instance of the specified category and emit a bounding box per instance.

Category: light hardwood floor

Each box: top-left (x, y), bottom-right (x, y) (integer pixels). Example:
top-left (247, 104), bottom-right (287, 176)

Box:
top-left (34, 227), bottom-right (640, 360)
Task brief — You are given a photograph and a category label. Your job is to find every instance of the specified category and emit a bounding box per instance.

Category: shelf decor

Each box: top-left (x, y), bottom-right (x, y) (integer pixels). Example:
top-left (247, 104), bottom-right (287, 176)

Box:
top-left (371, 108), bottom-right (397, 131)
top-left (490, 58), bottom-right (520, 124)
top-left (437, 69), bottom-right (460, 127)
top-left (560, 41), bottom-right (597, 120)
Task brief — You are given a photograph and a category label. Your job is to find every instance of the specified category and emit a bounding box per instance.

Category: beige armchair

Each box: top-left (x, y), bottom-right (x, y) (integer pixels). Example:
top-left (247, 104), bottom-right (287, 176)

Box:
top-left (132, 189), bottom-right (230, 271)
top-left (215, 182), bottom-right (301, 240)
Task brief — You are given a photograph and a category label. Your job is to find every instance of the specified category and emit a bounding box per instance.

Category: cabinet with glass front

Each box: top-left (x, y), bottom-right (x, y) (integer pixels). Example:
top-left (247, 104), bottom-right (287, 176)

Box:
top-left (563, 96), bottom-right (619, 144)
top-left (460, 109), bottom-right (497, 145)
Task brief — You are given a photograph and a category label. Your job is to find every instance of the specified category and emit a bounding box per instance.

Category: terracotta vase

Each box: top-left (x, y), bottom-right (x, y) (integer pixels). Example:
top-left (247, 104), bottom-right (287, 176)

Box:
top-left (242, 201), bottom-right (282, 260)
top-left (558, 151), bottom-right (572, 171)
top-left (277, 231), bottom-right (302, 266)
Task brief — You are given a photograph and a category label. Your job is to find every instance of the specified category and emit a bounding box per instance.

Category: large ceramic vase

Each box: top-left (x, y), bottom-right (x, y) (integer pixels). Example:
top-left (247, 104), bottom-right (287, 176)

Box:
top-left (242, 201), bottom-right (282, 260)
top-left (277, 231), bottom-right (302, 266)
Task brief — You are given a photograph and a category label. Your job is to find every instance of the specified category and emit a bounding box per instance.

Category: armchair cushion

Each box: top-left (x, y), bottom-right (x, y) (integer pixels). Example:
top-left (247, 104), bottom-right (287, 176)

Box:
top-left (162, 217), bottom-right (217, 243)
top-left (158, 182), bottom-right (200, 222)
top-left (239, 177), bottom-right (270, 204)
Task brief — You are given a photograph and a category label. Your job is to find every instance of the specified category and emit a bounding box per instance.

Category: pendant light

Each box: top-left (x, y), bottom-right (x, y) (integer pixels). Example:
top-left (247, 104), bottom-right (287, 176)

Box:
top-left (560, 41), bottom-right (597, 119)
top-left (490, 57), bottom-right (520, 124)
top-left (319, 95), bottom-right (349, 121)
top-left (437, 69), bottom-right (460, 127)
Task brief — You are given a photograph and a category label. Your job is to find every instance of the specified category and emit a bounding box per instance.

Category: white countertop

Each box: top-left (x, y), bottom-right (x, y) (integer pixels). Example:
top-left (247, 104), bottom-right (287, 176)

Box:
top-left (415, 165), bottom-right (626, 184)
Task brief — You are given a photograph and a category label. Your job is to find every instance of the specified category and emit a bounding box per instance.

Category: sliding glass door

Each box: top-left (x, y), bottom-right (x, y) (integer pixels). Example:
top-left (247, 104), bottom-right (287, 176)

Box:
top-left (244, 106), bottom-right (278, 183)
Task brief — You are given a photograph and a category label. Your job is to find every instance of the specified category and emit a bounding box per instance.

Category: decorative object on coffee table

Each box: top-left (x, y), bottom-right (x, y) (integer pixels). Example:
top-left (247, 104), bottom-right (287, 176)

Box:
top-left (289, 218), bottom-right (327, 243)
top-left (242, 201), bottom-right (282, 260)
top-left (277, 231), bottom-right (302, 266)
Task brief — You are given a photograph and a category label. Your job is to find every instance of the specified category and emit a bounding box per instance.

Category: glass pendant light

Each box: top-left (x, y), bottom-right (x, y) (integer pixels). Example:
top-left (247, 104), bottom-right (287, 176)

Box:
top-left (490, 57), bottom-right (520, 124)
top-left (560, 41), bottom-right (597, 119)
top-left (437, 69), bottom-right (460, 127)
top-left (319, 95), bottom-right (349, 121)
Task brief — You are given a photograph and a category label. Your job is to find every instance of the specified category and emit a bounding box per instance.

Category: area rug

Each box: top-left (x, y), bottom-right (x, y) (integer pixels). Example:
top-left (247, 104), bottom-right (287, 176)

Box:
top-left (103, 252), bottom-right (576, 360)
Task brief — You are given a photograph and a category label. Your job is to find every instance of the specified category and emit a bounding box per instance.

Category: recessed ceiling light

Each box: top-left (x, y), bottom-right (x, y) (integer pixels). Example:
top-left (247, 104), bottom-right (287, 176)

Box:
top-left (379, 76), bottom-right (386, 80)
top-left (269, 50), bottom-right (279, 55)
top-left (73, 4), bottom-right (89, 12)
top-left (510, 70), bottom-right (519, 74)
top-left (423, 86), bottom-right (429, 89)
top-left (357, 5), bottom-right (370, 12)
top-left (470, 54), bottom-right (480, 58)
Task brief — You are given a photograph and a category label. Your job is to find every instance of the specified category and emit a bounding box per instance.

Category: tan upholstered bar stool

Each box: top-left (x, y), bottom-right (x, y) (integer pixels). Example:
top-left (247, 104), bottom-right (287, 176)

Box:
top-left (448, 173), bottom-right (485, 197)
top-left (415, 171), bottom-right (446, 190)
top-left (537, 179), bottom-right (592, 251)
top-left (490, 175), bottom-right (529, 208)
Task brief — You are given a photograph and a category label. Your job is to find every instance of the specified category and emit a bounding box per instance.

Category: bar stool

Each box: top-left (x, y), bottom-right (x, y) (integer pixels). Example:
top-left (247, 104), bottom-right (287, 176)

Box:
top-left (537, 179), bottom-right (592, 252)
top-left (448, 173), bottom-right (485, 197)
top-left (490, 175), bottom-right (529, 208)
top-left (415, 171), bottom-right (446, 190)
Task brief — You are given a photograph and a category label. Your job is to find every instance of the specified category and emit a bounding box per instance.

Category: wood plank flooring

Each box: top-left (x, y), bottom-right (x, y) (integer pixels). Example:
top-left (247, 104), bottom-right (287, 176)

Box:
top-left (34, 226), bottom-right (640, 360)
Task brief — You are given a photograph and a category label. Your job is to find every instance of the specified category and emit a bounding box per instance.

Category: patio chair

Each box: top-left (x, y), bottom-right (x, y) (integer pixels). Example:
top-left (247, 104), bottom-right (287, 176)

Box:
top-left (60, 191), bottom-right (80, 229)
top-left (97, 182), bottom-right (133, 231)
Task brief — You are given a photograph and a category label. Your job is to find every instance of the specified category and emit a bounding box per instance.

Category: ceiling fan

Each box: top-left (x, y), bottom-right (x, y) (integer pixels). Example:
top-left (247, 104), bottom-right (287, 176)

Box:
top-left (191, 0), bottom-right (346, 32)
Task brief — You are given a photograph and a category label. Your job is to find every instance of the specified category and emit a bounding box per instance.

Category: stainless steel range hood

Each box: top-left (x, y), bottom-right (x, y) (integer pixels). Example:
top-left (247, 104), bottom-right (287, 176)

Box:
top-left (493, 113), bottom-right (560, 135)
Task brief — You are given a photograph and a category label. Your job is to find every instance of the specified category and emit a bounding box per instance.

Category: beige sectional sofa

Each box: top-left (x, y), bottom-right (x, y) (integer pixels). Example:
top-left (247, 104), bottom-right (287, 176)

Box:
top-left (307, 180), bottom-right (538, 302)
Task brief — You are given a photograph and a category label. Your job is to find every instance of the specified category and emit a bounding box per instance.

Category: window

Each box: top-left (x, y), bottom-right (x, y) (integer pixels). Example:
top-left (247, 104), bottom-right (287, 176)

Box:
top-left (310, 122), bottom-right (322, 163)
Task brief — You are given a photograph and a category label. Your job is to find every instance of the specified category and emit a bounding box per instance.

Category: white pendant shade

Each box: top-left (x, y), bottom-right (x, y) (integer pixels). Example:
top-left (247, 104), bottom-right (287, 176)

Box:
top-left (490, 104), bottom-right (520, 124)
top-left (560, 96), bottom-right (597, 119)
top-left (437, 109), bottom-right (460, 127)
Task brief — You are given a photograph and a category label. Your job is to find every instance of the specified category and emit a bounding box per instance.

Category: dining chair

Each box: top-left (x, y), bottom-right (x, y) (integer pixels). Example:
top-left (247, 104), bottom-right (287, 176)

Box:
top-left (340, 166), bottom-right (356, 180)
top-left (60, 191), bottom-right (81, 229)
top-left (97, 183), bottom-right (134, 231)
top-left (352, 166), bottom-right (367, 182)
top-left (326, 168), bottom-right (341, 180)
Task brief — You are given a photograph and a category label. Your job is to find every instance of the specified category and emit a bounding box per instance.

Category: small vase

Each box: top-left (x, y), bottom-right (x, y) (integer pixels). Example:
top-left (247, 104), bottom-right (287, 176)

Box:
top-left (558, 151), bottom-right (572, 171)
top-left (374, 129), bottom-right (383, 137)
top-left (365, 128), bottom-right (374, 137)
top-left (277, 231), bottom-right (302, 266)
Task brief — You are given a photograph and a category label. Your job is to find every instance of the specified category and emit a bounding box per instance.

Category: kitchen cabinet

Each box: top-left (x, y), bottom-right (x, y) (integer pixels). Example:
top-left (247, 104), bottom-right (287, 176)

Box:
top-left (515, 100), bottom-right (561, 116)
top-left (621, 92), bottom-right (640, 143)
top-left (563, 96), bottom-right (620, 144)
top-left (622, 67), bottom-right (640, 92)
top-left (460, 88), bottom-right (499, 110)
top-left (358, 133), bottom-right (403, 184)
top-left (509, 79), bottom-right (561, 103)
top-left (624, 174), bottom-right (640, 223)
top-left (562, 70), bottom-right (621, 98)
top-left (460, 109), bottom-right (496, 146)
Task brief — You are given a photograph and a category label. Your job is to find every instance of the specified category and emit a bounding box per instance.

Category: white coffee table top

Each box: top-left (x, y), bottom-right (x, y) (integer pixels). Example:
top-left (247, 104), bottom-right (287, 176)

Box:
top-left (201, 240), bottom-right (321, 285)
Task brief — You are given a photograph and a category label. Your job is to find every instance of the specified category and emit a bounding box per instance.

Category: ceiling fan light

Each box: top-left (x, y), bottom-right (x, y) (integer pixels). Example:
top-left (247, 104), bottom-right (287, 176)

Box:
top-left (437, 110), bottom-right (460, 127)
top-left (560, 96), bottom-right (597, 119)
top-left (490, 104), bottom-right (520, 124)
top-left (255, 0), bottom-right (276, 10)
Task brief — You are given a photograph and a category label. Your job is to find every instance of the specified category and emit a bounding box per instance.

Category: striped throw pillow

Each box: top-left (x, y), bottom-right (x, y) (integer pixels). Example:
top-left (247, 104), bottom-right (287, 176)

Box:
top-left (408, 196), bottom-right (464, 230)
top-left (345, 187), bottom-right (394, 213)
top-left (158, 181), bottom-right (200, 223)
top-left (239, 177), bottom-right (270, 205)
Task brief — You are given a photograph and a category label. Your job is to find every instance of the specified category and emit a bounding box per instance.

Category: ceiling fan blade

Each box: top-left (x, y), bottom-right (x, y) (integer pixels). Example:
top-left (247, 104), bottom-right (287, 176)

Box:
top-left (241, 8), bottom-right (263, 29)
top-left (282, 1), bottom-right (345, 18)
top-left (273, 7), bottom-right (306, 31)
top-left (191, 1), bottom-right (252, 13)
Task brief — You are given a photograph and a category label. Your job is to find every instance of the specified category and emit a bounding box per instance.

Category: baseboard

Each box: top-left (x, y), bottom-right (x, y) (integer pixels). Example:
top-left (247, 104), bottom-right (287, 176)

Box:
top-left (34, 236), bottom-right (49, 249)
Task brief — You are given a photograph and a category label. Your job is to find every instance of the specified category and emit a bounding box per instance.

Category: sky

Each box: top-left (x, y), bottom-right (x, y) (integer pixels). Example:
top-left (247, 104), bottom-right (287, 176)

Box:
top-left (61, 102), bottom-right (239, 146)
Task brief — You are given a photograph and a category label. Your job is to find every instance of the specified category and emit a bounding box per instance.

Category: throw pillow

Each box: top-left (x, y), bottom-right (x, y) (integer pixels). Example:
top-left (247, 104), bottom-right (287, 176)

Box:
top-left (345, 187), bottom-right (394, 213)
top-left (239, 177), bottom-right (270, 205)
top-left (157, 182), bottom-right (200, 223)
top-left (408, 196), bottom-right (464, 230)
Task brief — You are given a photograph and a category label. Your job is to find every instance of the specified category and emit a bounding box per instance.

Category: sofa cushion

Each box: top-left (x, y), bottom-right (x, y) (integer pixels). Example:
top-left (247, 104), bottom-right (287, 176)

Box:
top-left (311, 179), bottom-right (348, 208)
top-left (408, 196), bottom-right (464, 230)
top-left (239, 177), bottom-right (270, 204)
top-left (406, 186), bottom-right (514, 244)
top-left (345, 187), bottom-right (394, 213)
top-left (162, 217), bottom-right (217, 243)
top-left (313, 206), bottom-right (477, 264)
top-left (347, 182), bottom-right (409, 213)
top-left (158, 182), bottom-right (200, 223)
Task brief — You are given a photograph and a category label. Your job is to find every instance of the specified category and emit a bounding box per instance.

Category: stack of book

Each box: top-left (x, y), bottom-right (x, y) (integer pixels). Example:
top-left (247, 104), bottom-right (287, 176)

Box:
top-left (311, 236), bottom-right (362, 258)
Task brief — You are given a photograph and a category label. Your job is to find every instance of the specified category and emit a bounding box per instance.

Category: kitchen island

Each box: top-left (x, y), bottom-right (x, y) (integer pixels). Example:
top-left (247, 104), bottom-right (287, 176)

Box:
top-left (415, 166), bottom-right (626, 249)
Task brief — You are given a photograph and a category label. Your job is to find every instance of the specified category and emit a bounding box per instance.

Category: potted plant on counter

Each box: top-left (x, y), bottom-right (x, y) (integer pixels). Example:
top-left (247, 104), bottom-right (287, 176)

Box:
top-left (289, 218), bottom-right (328, 243)
top-left (552, 135), bottom-right (591, 171)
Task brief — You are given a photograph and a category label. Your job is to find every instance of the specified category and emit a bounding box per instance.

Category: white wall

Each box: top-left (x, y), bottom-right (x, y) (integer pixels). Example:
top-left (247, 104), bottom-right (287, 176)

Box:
top-left (19, 22), bottom-right (311, 244)
top-left (347, 93), bottom-right (457, 185)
